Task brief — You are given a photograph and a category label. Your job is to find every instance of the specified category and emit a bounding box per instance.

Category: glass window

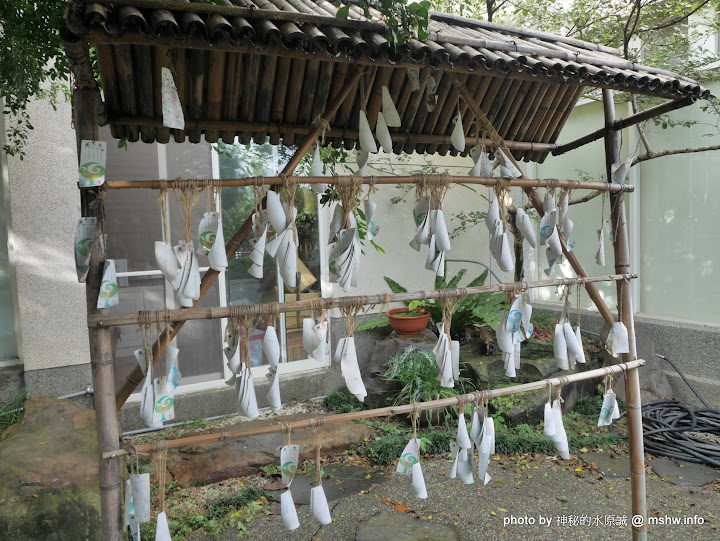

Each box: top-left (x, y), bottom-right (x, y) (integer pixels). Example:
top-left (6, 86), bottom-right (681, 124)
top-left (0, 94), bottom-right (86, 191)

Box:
top-left (0, 139), bottom-right (17, 359)
top-left (218, 142), bottom-right (326, 367)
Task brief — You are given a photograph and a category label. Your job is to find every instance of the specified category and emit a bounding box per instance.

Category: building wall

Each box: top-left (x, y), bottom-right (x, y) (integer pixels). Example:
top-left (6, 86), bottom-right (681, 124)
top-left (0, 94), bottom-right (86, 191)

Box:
top-left (2, 95), bottom-right (92, 398)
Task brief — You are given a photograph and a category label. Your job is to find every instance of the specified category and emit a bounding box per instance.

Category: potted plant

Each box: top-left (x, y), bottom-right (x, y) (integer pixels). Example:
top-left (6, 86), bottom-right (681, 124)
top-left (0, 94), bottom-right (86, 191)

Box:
top-left (386, 307), bottom-right (430, 335)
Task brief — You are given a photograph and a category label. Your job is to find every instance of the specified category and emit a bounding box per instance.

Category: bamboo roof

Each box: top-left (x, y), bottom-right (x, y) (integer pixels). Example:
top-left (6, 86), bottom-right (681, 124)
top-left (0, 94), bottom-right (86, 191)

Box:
top-left (61, 0), bottom-right (710, 162)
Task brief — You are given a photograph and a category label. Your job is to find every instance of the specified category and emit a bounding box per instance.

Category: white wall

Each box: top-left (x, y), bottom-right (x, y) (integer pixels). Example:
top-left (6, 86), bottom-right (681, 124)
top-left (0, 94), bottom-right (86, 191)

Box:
top-left (4, 96), bottom-right (91, 371)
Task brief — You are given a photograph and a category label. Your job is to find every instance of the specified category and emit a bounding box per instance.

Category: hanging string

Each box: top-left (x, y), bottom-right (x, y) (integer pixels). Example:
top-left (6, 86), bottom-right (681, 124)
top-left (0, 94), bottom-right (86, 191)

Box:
top-left (495, 178), bottom-right (512, 230)
top-left (429, 174), bottom-right (453, 211)
top-left (365, 176), bottom-right (378, 200)
top-left (336, 175), bottom-right (364, 230)
top-left (311, 115), bottom-right (331, 145)
top-left (339, 297), bottom-right (369, 338)
top-left (151, 440), bottom-right (168, 512)
top-left (309, 297), bottom-right (325, 324)
top-left (439, 294), bottom-right (460, 341)
top-left (576, 282), bottom-right (582, 329)
top-left (157, 180), bottom-right (171, 242)
top-left (411, 403), bottom-right (420, 446)
top-left (173, 179), bottom-right (201, 243)
top-left (267, 302), bottom-right (280, 329)
top-left (313, 418), bottom-right (325, 486)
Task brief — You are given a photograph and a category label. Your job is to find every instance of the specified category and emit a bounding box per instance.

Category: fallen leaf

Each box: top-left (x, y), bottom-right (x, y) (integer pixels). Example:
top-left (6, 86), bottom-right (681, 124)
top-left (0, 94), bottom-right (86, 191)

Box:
top-left (394, 503), bottom-right (408, 512)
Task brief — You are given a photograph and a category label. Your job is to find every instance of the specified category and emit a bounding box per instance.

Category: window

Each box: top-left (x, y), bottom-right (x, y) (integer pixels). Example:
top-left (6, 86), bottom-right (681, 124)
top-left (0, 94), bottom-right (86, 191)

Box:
top-left (216, 142), bottom-right (330, 377)
top-left (0, 117), bottom-right (17, 360)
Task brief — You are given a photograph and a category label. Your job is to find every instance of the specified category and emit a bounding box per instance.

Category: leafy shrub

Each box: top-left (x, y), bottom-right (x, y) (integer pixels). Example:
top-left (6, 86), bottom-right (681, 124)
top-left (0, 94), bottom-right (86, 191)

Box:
top-left (324, 386), bottom-right (366, 413)
top-left (206, 487), bottom-right (265, 520)
top-left (360, 433), bottom-right (409, 466)
top-left (383, 347), bottom-right (474, 406)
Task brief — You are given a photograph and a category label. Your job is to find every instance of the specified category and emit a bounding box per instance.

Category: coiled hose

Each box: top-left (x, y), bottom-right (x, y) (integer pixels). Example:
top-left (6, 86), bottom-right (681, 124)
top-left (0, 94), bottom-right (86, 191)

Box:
top-left (642, 400), bottom-right (720, 468)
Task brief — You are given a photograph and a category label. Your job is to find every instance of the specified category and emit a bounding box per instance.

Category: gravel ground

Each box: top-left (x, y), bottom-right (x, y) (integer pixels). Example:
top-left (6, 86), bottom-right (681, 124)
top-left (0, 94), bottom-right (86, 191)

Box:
top-left (187, 453), bottom-right (720, 541)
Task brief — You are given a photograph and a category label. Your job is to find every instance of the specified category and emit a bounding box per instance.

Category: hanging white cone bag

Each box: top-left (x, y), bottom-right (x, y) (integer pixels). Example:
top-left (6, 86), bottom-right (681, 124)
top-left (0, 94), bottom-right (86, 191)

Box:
top-left (97, 259), bottom-right (120, 309)
top-left (563, 322), bottom-right (583, 367)
top-left (397, 438), bottom-right (421, 474)
top-left (152, 377), bottom-right (175, 423)
top-left (129, 473), bottom-right (151, 523)
top-left (309, 144), bottom-right (323, 177)
top-left (554, 323), bottom-right (569, 370)
top-left (339, 337), bottom-right (367, 401)
top-left (451, 340), bottom-right (460, 381)
top-left (237, 364), bottom-right (259, 419)
top-left (515, 208), bottom-right (537, 248)
top-left (281, 489), bottom-right (300, 531)
top-left (456, 413), bottom-right (472, 449)
top-left (494, 149), bottom-right (522, 178)
top-left (598, 391), bottom-right (618, 426)
top-left (498, 231), bottom-right (514, 272)
top-left (303, 318), bottom-right (321, 357)
top-left (457, 448), bottom-right (475, 484)
top-left (280, 444), bottom-right (300, 485)
top-left (75, 217), bottom-right (96, 282)
top-left (124, 479), bottom-right (133, 530)
top-left (265, 191), bottom-right (287, 235)
top-left (411, 462), bottom-right (428, 499)
top-left (543, 401), bottom-right (556, 437)
top-left (165, 346), bottom-right (181, 391)
top-left (376, 111), bottom-right (393, 153)
top-left (358, 110), bottom-right (378, 153)
top-left (434, 210), bottom-right (451, 251)
top-left (538, 211), bottom-right (556, 246)
top-left (606, 322), bottom-right (629, 357)
top-left (310, 485), bottom-right (332, 525)
top-left (208, 219), bottom-right (228, 272)
top-left (161, 67), bottom-right (184, 130)
top-left (574, 326), bottom-right (585, 363)
top-left (450, 112), bottom-right (465, 152)
top-left (382, 86), bottom-right (401, 127)
top-left (155, 511), bottom-right (172, 541)
top-left (595, 228), bottom-right (606, 266)
top-left (552, 400), bottom-right (570, 459)
top-left (197, 212), bottom-right (219, 256)
top-left (485, 197), bottom-right (500, 230)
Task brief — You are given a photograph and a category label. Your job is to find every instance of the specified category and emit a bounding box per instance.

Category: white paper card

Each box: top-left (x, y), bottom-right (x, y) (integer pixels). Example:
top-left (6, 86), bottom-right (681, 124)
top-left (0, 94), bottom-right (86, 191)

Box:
top-left (79, 140), bottom-right (107, 187)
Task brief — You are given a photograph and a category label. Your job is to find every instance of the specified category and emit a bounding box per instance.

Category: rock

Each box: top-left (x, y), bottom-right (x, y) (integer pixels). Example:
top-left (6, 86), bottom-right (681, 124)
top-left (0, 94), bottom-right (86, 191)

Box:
top-left (364, 329), bottom-right (438, 405)
top-left (649, 457), bottom-right (720, 487)
top-left (167, 412), bottom-right (371, 486)
top-left (580, 452), bottom-right (630, 478)
top-left (462, 344), bottom-right (602, 425)
top-left (356, 512), bottom-right (460, 541)
top-left (600, 331), bottom-right (672, 404)
top-left (0, 397), bottom-right (101, 540)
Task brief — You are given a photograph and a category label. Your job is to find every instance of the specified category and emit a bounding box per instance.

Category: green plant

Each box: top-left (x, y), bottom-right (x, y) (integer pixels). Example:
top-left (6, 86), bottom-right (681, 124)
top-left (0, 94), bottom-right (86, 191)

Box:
top-left (0, 387), bottom-right (29, 434)
top-left (335, 0), bottom-right (432, 47)
top-left (324, 386), bottom-right (367, 413)
top-left (357, 267), bottom-right (505, 333)
top-left (382, 347), bottom-right (474, 406)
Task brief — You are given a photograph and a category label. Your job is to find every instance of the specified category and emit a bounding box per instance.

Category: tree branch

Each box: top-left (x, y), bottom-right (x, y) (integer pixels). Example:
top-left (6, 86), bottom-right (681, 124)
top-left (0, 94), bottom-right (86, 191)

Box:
top-left (640, 0), bottom-right (711, 32)
top-left (633, 144), bottom-right (720, 164)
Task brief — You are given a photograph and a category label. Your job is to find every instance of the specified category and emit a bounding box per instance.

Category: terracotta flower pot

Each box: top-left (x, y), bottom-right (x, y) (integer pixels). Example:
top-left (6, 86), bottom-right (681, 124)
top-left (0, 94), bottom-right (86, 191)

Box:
top-left (387, 307), bottom-right (430, 336)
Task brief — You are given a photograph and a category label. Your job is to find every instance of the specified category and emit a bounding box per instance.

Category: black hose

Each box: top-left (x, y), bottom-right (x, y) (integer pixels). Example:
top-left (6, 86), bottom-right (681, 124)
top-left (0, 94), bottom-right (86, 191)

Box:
top-left (641, 400), bottom-right (720, 468)
top-left (655, 353), bottom-right (710, 409)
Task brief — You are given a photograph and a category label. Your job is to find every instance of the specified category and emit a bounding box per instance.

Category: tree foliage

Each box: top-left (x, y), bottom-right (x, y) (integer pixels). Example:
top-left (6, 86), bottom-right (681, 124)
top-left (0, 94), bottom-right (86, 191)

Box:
top-left (0, 1), bottom-right (68, 159)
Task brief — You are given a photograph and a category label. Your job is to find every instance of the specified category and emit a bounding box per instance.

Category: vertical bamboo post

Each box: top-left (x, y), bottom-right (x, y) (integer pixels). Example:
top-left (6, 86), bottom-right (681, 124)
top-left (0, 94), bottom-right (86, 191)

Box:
top-left (603, 89), bottom-right (646, 541)
top-left (73, 86), bottom-right (123, 541)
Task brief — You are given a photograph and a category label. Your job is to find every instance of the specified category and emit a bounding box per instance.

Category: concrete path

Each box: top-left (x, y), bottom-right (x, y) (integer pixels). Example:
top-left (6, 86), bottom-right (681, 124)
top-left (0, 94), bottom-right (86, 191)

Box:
top-left (190, 453), bottom-right (720, 541)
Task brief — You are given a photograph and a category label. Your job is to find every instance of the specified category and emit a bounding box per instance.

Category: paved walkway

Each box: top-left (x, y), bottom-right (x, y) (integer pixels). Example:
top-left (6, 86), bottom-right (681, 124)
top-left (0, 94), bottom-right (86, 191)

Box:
top-left (191, 454), bottom-right (720, 541)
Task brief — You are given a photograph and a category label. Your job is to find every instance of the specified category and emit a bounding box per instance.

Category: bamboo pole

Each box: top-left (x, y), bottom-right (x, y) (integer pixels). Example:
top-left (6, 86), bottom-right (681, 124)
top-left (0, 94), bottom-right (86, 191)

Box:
top-left (101, 175), bottom-right (634, 192)
top-left (107, 116), bottom-right (558, 153)
top-left (451, 76), bottom-right (617, 325)
top-left (72, 85), bottom-right (123, 539)
top-left (103, 359), bottom-right (646, 459)
top-left (90, 274), bottom-right (636, 328)
top-left (603, 89), bottom-right (646, 541)
top-left (115, 67), bottom-right (366, 410)
top-left (552, 97), bottom-right (695, 157)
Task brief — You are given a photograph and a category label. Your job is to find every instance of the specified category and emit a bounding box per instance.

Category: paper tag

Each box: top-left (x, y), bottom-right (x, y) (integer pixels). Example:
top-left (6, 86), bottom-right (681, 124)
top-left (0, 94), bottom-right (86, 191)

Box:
top-left (74, 217), bottom-right (96, 282)
top-left (598, 391), bottom-right (617, 426)
top-left (280, 444), bottom-right (300, 485)
top-left (396, 438), bottom-right (421, 475)
top-left (97, 259), bottom-right (119, 308)
top-left (79, 140), bottom-right (106, 187)
top-left (161, 67), bottom-right (185, 130)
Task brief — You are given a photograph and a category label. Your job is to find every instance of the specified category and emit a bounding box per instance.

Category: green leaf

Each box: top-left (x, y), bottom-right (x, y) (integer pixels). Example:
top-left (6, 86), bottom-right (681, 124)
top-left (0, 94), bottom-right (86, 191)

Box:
top-left (336, 4), bottom-right (350, 18)
top-left (384, 276), bottom-right (408, 294)
top-left (446, 268), bottom-right (468, 289)
top-left (356, 315), bottom-right (390, 331)
top-left (465, 269), bottom-right (489, 288)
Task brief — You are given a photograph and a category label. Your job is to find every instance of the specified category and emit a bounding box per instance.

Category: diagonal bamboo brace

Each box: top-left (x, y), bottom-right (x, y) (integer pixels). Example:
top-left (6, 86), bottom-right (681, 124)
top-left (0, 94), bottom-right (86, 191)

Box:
top-left (115, 67), bottom-right (366, 410)
top-left (451, 75), bottom-right (615, 326)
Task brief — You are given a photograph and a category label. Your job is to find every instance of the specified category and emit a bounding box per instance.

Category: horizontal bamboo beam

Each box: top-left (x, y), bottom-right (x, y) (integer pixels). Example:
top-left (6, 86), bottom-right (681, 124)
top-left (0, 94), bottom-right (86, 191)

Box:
top-left (88, 274), bottom-right (636, 328)
top-left (551, 97), bottom-right (695, 156)
top-left (102, 175), bottom-right (634, 192)
top-left (108, 115), bottom-right (557, 153)
top-left (103, 358), bottom-right (645, 459)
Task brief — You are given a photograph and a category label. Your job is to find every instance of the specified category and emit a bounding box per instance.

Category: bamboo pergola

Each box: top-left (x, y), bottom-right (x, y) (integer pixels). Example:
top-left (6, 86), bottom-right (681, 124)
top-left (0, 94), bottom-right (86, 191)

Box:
top-left (59, 1), bottom-right (711, 539)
